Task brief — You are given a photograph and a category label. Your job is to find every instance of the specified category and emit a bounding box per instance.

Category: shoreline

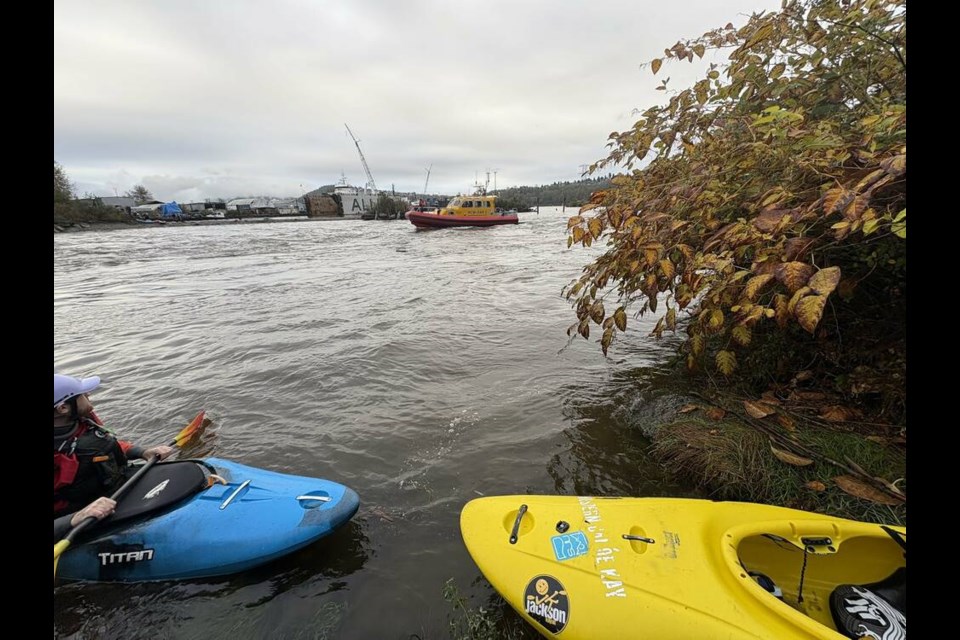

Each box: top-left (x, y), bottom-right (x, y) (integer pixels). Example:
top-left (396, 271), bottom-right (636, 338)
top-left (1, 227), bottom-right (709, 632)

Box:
top-left (53, 216), bottom-right (355, 233)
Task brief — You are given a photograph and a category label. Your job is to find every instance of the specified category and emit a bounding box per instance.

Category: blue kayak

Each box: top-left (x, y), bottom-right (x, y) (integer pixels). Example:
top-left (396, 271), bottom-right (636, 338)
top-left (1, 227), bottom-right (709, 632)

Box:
top-left (56, 457), bottom-right (360, 582)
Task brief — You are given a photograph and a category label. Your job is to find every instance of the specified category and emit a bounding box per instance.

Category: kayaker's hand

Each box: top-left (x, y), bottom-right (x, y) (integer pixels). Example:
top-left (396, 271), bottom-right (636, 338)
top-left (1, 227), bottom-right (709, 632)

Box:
top-left (143, 445), bottom-right (175, 461)
top-left (71, 497), bottom-right (116, 526)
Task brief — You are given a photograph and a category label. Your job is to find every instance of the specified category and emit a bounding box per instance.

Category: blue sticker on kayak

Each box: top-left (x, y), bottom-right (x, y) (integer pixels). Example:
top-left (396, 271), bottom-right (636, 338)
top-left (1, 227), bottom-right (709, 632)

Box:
top-left (551, 531), bottom-right (589, 561)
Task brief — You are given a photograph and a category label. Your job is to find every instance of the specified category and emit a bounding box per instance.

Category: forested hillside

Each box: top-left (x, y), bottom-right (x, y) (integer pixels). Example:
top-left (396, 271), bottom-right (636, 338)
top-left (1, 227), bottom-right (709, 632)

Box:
top-left (493, 176), bottom-right (613, 210)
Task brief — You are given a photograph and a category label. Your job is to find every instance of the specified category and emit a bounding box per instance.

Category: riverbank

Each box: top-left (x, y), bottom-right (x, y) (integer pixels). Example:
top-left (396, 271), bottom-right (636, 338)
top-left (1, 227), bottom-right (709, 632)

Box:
top-left (641, 367), bottom-right (907, 525)
top-left (53, 216), bottom-right (343, 233)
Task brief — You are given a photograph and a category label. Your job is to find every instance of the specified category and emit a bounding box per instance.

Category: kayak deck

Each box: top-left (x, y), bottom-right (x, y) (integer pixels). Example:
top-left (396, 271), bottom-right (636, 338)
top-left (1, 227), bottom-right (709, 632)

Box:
top-left (460, 496), bottom-right (906, 639)
top-left (56, 457), bottom-right (360, 582)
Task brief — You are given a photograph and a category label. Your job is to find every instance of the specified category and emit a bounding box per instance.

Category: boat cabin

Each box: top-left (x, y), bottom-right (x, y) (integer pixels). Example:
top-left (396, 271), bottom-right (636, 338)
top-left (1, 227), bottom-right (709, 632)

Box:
top-left (437, 195), bottom-right (498, 217)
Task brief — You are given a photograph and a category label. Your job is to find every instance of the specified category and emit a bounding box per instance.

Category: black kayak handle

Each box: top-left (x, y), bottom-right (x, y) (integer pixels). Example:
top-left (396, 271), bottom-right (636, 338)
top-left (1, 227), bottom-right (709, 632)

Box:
top-left (509, 504), bottom-right (528, 544)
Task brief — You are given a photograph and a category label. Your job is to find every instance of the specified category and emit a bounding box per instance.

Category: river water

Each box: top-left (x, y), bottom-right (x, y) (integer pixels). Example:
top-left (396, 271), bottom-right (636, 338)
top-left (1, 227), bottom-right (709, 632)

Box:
top-left (53, 210), bottom-right (697, 639)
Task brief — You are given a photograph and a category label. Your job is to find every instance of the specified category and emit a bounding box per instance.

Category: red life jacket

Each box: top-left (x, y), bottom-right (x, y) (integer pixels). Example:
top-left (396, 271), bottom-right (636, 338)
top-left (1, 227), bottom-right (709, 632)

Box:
top-left (53, 412), bottom-right (134, 517)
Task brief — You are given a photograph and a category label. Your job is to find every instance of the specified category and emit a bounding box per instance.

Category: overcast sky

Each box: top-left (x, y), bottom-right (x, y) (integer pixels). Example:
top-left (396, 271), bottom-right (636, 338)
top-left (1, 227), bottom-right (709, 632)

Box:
top-left (55, 0), bottom-right (780, 202)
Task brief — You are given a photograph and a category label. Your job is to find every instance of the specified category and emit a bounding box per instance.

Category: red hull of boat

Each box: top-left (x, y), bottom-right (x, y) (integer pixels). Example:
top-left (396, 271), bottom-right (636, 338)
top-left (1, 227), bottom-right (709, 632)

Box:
top-left (405, 210), bottom-right (519, 229)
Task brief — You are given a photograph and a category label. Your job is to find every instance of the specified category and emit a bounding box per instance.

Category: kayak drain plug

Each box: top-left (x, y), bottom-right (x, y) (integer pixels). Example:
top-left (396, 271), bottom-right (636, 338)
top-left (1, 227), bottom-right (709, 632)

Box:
top-left (556, 521), bottom-right (570, 533)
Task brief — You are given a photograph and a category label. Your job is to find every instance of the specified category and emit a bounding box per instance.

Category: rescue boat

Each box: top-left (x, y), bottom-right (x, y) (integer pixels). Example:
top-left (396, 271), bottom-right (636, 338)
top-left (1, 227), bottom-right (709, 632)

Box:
top-left (405, 194), bottom-right (518, 228)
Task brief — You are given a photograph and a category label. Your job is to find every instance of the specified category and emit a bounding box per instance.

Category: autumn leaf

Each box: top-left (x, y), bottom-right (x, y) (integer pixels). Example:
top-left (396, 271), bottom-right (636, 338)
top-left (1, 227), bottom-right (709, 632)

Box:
top-left (853, 168), bottom-right (886, 193)
top-left (693, 44), bottom-right (706, 59)
top-left (588, 217), bottom-right (603, 239)
top-left (651, 58), bottom-right (663, 75)
top-left (822, 187), bottom-right (849, 215)
top-left (773, 294), bottom-right (790, 328)
top-left (784, 237), bottom-right (816, 261)
top-left (732, 324), bottom-right (751, 346)
top-left (659, 259), bottom-right (676, 281)
top-left (613, 307), bottom-right (627, 331)
top-left (770, 444), bottom-right (814, 467)
top-left (744, 274), bottom-right (774, 301)
top-left (704, 406), bottom-right (726, 421)
top-left (804, 481), bottom-right (826, 492)
top-left (775, 262), bottom-right (815, 292)
top-left (567, 215), bottom-right (584, 229)
top-left (843, 194), bottom-right (869, 221)
top-left (590, 301), bottom-right (605, 324)
top-left (777, 413), bottom-right (796, 432)
top-left (808, 266), bottom-right (841, 296)
top-left (650, 317), bottom-right (664, 339)
top-left (795, 294), bottom-right (827, 333)
top-left (880, 154), bottom-right (906, 177)
top-left (833, 475), bottom-right (904, 505)
top-left (601, 327), bottom-right (613, 356)
top-left (691, 333), bottom-right (704, 356)
top-left (760, 391), bottom-right (781, 405)
top-left (744, 399), bottom-right (776, 418)
top-left (820, 405), bottom-right (858, 422)
top-left (665, 307), bottom-right (677, 331)
top-left (743, 23), bottom-right (774, 51)
top-left (716, 350), bottom-right (737, 375)
top-left (706, 309), bottom-right (724, 332)
top-left (752, 208), bottom-right (792, 233)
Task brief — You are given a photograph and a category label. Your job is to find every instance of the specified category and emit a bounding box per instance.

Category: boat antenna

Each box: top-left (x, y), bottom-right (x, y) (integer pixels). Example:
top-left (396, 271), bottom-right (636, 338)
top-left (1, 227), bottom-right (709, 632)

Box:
top-left (344, 123), bottom-right (377, 191)
top-left (472, 171), bottom-right (486, 196)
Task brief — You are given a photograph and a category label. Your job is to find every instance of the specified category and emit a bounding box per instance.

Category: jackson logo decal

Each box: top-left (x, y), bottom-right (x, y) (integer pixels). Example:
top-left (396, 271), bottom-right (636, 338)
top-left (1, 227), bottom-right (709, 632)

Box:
top-left (524, 574), bottom-right (569, 634)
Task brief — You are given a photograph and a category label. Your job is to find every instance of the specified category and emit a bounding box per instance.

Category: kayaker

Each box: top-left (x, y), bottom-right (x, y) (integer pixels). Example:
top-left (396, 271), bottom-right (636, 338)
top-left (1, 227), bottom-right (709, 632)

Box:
top-left (53, 496), bottom-right (115, 543)
top-left (54, 373), bottom-right (174, 518)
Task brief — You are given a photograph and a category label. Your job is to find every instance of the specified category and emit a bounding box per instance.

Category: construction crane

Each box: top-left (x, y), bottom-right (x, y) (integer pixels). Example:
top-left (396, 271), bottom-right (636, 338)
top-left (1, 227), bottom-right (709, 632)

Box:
top-left (423, 164), bottom-right (432, 196)
top-left (344, 124), bottom-right (377, 191)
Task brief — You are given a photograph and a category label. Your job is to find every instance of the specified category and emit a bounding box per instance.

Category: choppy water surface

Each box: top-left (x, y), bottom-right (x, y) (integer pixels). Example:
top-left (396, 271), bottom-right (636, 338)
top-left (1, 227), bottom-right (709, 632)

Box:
top-left (53, 210), bottom-right (697, 639)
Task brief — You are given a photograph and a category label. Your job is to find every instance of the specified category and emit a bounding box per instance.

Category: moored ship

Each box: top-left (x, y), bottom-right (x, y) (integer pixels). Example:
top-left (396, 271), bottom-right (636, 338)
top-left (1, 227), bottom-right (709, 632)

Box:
top-left (332, 175), bottom-right (379, 218)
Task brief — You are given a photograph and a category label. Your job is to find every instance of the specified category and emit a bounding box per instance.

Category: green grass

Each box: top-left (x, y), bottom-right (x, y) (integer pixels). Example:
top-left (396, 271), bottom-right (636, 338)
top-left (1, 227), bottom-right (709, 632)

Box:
top-left (651, 418), bottom-right (906, 525)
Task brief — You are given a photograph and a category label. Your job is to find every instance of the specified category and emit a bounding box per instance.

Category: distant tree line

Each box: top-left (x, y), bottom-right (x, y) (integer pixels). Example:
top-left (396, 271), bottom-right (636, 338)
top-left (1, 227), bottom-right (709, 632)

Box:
top-left (493, 176), bottom-right (614, 210)
top-left (54, 161), bottom-right (156, 225)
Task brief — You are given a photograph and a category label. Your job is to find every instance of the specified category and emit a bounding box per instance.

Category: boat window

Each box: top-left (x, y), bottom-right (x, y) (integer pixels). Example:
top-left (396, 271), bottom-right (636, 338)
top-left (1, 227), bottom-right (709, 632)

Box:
top-left (449, 198), bottom-right (462, 207)
top-left (464, 201), bottom-right (473, 208)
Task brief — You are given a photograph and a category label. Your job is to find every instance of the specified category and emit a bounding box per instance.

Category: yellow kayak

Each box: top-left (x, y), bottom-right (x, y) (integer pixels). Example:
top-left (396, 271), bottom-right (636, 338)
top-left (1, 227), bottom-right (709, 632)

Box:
top-left (459, 496), bottom-right (906, 639)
